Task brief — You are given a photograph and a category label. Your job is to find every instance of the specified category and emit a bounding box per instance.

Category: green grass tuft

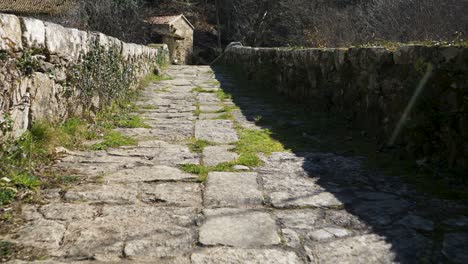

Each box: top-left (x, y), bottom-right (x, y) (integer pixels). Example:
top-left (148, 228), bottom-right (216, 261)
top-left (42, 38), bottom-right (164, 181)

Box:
top-left (192, 86), bottom-right (214, 93)
top-left (188, 139), bottom-right (215, 153)
top-left (179, 164), bottom-right (211, 182)
top-left (216, 90), bottom-right (232, 101)
top-left (140, 104), bottom-right (158, 110)
top-left (91, 131), bottom-right (136, 150)
top-left (0, 189), bottom-right (16, 207)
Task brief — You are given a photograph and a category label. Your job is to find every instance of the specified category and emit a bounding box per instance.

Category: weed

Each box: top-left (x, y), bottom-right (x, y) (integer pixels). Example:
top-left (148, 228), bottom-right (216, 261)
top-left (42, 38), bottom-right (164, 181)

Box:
top-left (192, 86), bottom-right (215, 93)
top-left (139, 73), bottom-right (173, 88)
top-left (12, 173), bottom-right (41, 190)
top-left (194, 103), bottom-right (201, 117)
top-left (91, 131), bottom-right (136, 150)
top-left (216, 90), bottom-right (232, 101)
top-left (115, 115), bottom-right (150, 128)
top-left (216, 112), bottom-right (234, 120)
top-left (0, 188), bottom-right (16, 206)
top-left (0, 240), bottom-right (13, 259)
top-left (235, 128), bottom-right (285, 158)
top-left (17, 49), bottom-right (41, 75)
top-left (179, 164), bottom-right (211, 181)
top-left (188, 139), bottom-right (215, 153)
top-left (153, 74), bottom-right (174, 82)
top-left (140, 104), bottom-right (158, 110)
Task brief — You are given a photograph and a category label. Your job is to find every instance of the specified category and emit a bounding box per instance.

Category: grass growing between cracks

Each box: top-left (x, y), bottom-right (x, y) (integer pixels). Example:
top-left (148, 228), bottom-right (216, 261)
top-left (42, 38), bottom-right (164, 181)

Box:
top-left (216, 90), bottom-right (232, 101)
top-left (140, 73), bottom-right (173, 88)
top-left (234, 128), bottom-right (285, 167)
top-left (193, 103), bottom-right (201, 117)
top-left (91, 131), bottom-right (136, 150)
top-left (188, 139), bottom-right (215, 153)
top-left (192, 86), bottom-right (213, 93)
top-left (0, 72), bottom-right (162, 209)
top-left (191, 86), bottom-right (233, 101)
top-left (180, 128), bottom-right (285, 182)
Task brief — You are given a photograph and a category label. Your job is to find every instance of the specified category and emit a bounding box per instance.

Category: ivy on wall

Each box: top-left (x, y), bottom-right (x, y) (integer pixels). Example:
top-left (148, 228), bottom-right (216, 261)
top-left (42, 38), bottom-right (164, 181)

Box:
top-left (67, 42), bottom-right (136, 111)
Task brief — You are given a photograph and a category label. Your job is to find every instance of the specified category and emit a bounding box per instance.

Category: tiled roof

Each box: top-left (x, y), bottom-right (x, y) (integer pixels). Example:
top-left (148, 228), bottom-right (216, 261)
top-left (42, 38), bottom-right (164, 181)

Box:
top-left (148, 15), bottom-right (181, 25)
top-left (0, 0), bottom-right (75, 14)
top-left (148, 14), bottom-right (194, 29)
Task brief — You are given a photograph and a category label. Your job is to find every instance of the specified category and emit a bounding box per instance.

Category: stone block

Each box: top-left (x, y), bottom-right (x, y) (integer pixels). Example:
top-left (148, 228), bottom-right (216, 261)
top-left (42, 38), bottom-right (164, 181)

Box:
top-left (0, 13), bottom-right (22, 51)
top-left (20, 17), bottom-right (45, 50)
top-left (191, 248), bottom-right (302, 264)
top-left (199, 209), bottom-right (281, 247)
top-left (44, 22), bottom-right (72, 57)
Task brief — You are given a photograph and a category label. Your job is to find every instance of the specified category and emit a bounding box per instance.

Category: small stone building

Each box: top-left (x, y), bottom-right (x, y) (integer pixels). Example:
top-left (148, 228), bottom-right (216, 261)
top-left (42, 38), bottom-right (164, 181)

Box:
top-left (148, 14), bottom-right (194, 65)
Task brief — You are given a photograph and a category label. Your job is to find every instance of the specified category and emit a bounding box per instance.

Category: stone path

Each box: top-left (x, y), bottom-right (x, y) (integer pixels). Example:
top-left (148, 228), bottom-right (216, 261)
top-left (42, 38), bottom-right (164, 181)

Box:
top-left (3, 66), bottom-right (468, 263)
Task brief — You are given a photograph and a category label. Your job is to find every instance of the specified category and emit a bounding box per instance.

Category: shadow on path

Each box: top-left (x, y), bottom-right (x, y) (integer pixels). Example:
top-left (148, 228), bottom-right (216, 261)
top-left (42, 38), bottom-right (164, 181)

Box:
top-left (211, 65), bottom-right (468, 263)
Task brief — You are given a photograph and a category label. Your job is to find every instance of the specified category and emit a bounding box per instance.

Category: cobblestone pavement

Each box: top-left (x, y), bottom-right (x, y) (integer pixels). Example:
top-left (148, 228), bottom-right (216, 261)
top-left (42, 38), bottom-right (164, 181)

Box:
top-left (3, 66), bottom-right (467, 263)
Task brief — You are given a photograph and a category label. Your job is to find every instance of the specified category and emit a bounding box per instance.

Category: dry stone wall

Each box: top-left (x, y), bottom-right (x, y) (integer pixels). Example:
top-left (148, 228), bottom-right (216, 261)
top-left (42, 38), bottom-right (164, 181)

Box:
top-left (0, 13), bottom-right (169, 139)
top-left (219, 44), bottom-right (468, 170)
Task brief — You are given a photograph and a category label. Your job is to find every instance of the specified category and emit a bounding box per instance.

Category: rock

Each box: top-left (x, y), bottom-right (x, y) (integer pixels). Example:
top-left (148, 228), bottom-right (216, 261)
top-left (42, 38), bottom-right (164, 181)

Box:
top-left (396, 215), bottom-right (434, 231)
top-left (202, 145), bottom-right (238, 166)
top-left (204, 172), bottom-right (263, 208)
top-left (39, 203), bottom-right (96, 221)
top-left (282, 228), bottom-right (301, 248)
top-left (0, 13), bottom-right (23, 51)
top-left (306, 234), bottom-right (396, 264)
top-left (308, 229), bottom-right (334, 241)
top-left (29, 73), bottom-right (62, 123)
top-left (270, 191), bottom-right (348, 209)
top-left (20, 17), bottom-right (46, 49)
top-left (64, 183), bottom-right (138, 204)
top-left (442, 233), bottom-right (468, 263)
top-left (107, 165), bottom-right (198, 182)
top-left (275, 209), bottom-right (323, 230)
top-left (444, 216), bottom-right (468, 227)
top-left (199, 104), bottom-right (224, 113)
top-left (138, 182), bottom-right (202, 207)
top-left (308, 227), bottom-right (351, 241)
top-left (116, 121), bottom-right (194, 141)
top-left (191, 248), bottom-right (302, 264)
top-left (197, 93), bottom-right (219, 103)
top-left (14, 219), bottom-right (66, 252)
top-left (352, 198), bottom-right (411, 226)
top-left (233, 165), bottom-right (250, 171)
top-left (9, 105), bottom-right (30, 139)
top-left (60, 205), bottom-right (198, 261)
top-left (195, 120), bottom-right (239, 144)
top-left (198, 113), bottom-right (223, 120)
top-left (199, 209), bottom-right (281, 247)
top-left (385, 228), bottom-right (432, 262)
top-left (44, 22), bottom-right (71, 57)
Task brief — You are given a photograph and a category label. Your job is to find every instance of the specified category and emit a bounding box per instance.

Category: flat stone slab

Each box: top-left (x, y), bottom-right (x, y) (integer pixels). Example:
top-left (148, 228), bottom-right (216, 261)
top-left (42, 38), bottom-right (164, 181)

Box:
top-left (197, 93), bottom-right (219, 103)
top-left (57, 205), bottom-right (198, 261)
top-left (12, 219), bottom-right (66, 252)
top-left (195, 120), bottom-right (239, 144)
top-left (306, 234), bottom-right (395, 264)
top-left (107, 142), bottom-right (199, 166)
top-left (202, 145), bottom-right (238, 166)
top-left (191, 248), bottom-right (302, 264)
top-left (442, 232), bottom-right (468, 263)
top-left (64, 183), bottom-right (139, 204)
top-left (107, 165), bottom-right (198, 183)
top-left (199, 104), bottom-right (224, 113)
top-left (204, 172), bottom-right (263, 208)
top-left (199, 113), bottom-right (223, 120)
top-left (270, 191), bottom-right (347, 209)
top-left (116, 121), bottom-right (193, 141)
top-left (199, 209), bottom-right (280, 247)
top-left (138, 182), bottom-right (202, 207)
top-left (39, 203), bottom-right (97, 221)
